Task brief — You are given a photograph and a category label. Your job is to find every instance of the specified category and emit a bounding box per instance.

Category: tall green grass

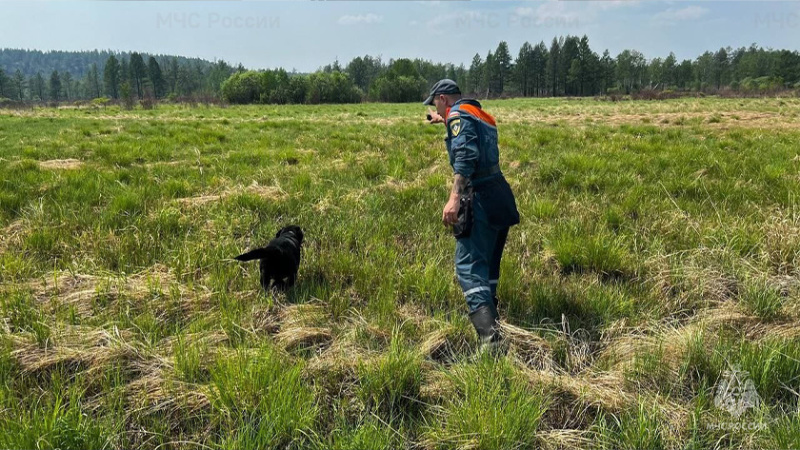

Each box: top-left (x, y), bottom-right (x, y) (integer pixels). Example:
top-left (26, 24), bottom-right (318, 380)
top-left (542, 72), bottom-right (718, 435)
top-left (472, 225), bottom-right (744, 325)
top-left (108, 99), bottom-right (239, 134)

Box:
top-left (1, 97), bottom-right (800, 448)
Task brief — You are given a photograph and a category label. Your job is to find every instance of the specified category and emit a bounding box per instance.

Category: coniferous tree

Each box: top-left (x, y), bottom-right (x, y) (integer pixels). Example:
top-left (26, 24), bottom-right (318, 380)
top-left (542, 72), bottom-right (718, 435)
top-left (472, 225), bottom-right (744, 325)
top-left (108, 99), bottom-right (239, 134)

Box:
top-left (546, 37), bottom-right (561, 96)
top-left (119, 57), bottom-right (130, 87)
top-left (147, 56), bottom-right (165, 98)
top-left (468, 53), bottom-right (483, 95)
top-left (494, 41), bottom-right (512, 95)
top-left (514, 42), bottom-right (533, 96)
top-left (62, 72), bottom-right (73, 100)
top-left (86, 63), bottom-right (101, 98)
top-left (0, 69), bottom-right (8, 98)
top-left (104, 55), bottom-right (120, 99)
top-left (532, 41), bottom-right (548, 97)
top-left (13, 70), bottom-right (26, 100)
top-left (483, 51), bottom-right (494, 97)
top-left (599, 50), bottom-right (614, 94)
top-left (664, 52), bottom-right (677, 88)
top-left (560, 36), bottom-right (580, 95)
top-left (32, 72), bottom-right (46, 101)
top-left (49, 70), bottom-right (62, 101)
top-left (129, 52), bottom-right (147, 98)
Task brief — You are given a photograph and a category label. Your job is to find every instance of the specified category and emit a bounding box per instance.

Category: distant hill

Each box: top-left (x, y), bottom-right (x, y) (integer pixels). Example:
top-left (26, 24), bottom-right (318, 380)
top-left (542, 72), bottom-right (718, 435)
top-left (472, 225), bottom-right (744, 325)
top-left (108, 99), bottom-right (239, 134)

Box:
top-left (0, 48), bottom-right (232, 78)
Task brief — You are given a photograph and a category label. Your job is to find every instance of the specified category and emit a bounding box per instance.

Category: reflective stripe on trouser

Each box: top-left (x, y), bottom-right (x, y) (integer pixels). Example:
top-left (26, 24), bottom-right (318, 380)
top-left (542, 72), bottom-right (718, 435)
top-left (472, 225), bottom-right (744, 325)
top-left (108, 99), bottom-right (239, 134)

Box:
top-left (455, 202), bottom-right (510, 312)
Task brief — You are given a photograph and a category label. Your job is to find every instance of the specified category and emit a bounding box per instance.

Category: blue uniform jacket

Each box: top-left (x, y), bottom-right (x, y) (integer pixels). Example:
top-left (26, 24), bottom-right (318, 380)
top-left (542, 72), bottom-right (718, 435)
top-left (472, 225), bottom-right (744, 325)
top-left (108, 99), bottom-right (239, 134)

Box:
top-left (445, 99), bottom-right (520, 229)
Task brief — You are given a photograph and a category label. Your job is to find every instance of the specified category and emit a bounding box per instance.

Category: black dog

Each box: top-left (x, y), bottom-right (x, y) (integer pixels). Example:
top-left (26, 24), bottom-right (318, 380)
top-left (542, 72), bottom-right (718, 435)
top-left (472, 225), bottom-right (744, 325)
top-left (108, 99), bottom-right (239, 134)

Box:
top-left (234, 225), bottom-right (304, 291)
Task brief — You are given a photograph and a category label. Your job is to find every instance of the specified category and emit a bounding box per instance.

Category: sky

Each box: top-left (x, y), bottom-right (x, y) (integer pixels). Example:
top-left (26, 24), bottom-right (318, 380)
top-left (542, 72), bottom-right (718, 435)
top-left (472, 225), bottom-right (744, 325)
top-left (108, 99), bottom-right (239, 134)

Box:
top-left (2, 1), bottom-right (799, 71)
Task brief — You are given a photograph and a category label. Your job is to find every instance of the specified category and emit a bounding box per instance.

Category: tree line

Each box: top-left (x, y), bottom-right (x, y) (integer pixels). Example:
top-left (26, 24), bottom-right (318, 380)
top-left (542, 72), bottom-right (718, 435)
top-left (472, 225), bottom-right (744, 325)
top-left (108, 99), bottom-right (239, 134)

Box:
top-left (2, 36), bottom-right (799, 105)
top-left (221, 36), bottom-right (800, 104)
top-left (0, 49), bottom-right (235, 103)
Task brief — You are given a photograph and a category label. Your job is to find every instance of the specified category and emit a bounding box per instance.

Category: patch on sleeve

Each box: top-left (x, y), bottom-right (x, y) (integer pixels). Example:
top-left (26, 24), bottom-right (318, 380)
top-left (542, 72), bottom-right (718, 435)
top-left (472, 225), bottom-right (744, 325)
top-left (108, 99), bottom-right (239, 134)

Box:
top-left (449, 117), bottom-right (461, 136)
top-left (448, 110), bottom-right (460, 118)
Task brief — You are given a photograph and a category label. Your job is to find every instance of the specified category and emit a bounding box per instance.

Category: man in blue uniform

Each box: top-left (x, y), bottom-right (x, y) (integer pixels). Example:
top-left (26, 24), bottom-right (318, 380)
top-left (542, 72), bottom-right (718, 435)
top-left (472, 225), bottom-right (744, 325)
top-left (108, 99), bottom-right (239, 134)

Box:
top-left (424, 79), bottom-right (520, 351)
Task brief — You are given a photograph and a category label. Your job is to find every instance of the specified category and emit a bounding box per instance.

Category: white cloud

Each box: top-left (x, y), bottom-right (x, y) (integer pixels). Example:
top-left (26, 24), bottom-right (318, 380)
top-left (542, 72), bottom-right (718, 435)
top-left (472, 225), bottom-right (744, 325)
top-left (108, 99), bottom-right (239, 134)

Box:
top-left (338, 13), bottom-right (383, 26)
top-left (654, 6), bottom-right (710, 22)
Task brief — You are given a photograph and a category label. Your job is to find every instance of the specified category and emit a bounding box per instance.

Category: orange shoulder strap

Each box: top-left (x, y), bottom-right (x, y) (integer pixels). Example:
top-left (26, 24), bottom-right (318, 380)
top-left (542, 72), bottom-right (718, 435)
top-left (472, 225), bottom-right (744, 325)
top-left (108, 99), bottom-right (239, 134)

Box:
top-left (458, 104), bottom-right (496, 127)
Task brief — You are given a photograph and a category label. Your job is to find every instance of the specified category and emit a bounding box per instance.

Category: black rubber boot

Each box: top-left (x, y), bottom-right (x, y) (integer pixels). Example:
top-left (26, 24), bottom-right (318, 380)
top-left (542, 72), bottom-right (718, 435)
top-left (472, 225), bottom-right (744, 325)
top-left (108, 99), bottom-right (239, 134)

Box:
top-left (468, 303), bottom-right (502, 355)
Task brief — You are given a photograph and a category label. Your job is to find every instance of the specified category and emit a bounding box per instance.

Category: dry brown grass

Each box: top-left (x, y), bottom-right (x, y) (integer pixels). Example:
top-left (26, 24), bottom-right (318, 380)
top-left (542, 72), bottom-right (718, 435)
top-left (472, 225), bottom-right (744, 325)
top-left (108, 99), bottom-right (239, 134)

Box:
top-left (537, 429), bottom-right (593, 450)
top-left (521, 365), bottom-right (634, 413)
top-left (501, 321), bottom-right (556, 370)
top-left (38, 158), bottom-right (83, 170)
top-left (10, 325), bottom-right (154, 376)
top-left (175, 181), bottom-right (288, 207)
top-left (16, 265), bottom-right (214, 321)
top-left (0, 219), bottom-right (25, 253)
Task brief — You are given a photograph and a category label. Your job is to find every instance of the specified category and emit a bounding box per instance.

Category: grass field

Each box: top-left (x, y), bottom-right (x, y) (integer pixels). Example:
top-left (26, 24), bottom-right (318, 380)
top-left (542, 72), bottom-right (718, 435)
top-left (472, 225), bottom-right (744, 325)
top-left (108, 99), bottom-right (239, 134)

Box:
top-left (1, 97), bottom-right (800, 449)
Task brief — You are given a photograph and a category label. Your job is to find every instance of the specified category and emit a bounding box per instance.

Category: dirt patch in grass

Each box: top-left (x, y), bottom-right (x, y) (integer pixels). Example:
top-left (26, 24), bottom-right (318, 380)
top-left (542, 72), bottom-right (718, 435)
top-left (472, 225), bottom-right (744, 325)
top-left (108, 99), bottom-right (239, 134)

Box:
top-left (39, 158), bottom-right (82, 170)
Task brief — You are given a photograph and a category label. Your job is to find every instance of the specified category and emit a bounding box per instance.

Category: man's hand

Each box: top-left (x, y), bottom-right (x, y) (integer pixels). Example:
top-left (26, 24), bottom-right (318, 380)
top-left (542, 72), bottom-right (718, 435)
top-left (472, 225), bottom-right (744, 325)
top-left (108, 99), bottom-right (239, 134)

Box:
top-left (443, 173), bottom-right (468, 225)
top-left (427, 108), bottom-right (444, 124)
top-left (442, 194), bottom-right (460, 226)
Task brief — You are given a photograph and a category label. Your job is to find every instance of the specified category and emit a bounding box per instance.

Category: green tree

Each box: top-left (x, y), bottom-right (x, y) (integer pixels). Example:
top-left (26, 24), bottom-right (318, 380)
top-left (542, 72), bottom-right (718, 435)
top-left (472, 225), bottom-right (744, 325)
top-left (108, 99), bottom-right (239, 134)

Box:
top-left (483, 51), bottom-right (495, 96)
top-left (713, 47), bottom-right (730, 89)
top-left (663, 52), bottom-right (677, 88)
top-left (0, 69), bottom-right (8, 98)
top-left (675, 59), bottom-right (694, 89)
top-left (305, 71), bottom-right (361, 104)
top-left (164, 57), bottom-right (179, 95)
top-left (599, 50), bottom-right (615, 94)
top-left (468, 53), bottom-right (483, 95)
top-left (546, 37), bottom-right (561, 96)
top-left (577, 35), bottom-right (597, 95)
top-left (776, 50), bottom-right (800, 86)
top-left (494, 41), bottom-right (512, 95)
top-left (206, 60), bottom-right (233, 94)
top-left (389, 58), bottom-right (419, 78)
top-left (119, 57), bottom-right (130, 87)
top-left (616, 49), bottom-right (646, 94)
top-left (560, 36), bottom-right (580, 95)
top-left (129, 52), bottom-right (147, 98)
top-left (694, 51), bottom-right (714, 91)
top-left (220, 70), bottom-right (266, 104)
top-left (120, 81), bottom-right (134, 110)
top-left (454, 64), bottom-right (467, 93)
top-left (87, 63), bottom-right (101, 98)
top-left (532, 41), bottom-right (548, 97)
top-left (49, 70), bottom-right (62, 101)
top-left (514, 42), bottom-right (533, 96)
top-left (30, 73), bottom-right (46, 101)
top-left (346, 55), bottom-right (382, 92)
top-left (62, 72), bottom-right (73, 100)
top-left (13, 70), bottom-right (26, 100)
top-left (104, 55), bottom-right (120, 99)
top-left (147, 56), bottom-right (166, 98)
top-left (369, 58), bottom-right (426, 102)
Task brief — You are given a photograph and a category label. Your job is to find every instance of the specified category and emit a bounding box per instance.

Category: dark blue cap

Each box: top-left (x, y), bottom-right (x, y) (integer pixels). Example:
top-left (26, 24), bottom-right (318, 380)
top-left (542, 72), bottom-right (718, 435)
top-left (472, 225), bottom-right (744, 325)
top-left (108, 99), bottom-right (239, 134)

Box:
top-left (423, 79), bottom-right (461, 106)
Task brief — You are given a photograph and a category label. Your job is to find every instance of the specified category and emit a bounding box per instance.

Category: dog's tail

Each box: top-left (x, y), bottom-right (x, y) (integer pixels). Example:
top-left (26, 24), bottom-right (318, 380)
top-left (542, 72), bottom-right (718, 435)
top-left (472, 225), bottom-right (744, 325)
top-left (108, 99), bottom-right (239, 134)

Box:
top-left (234, 246), bottom-right (280, 262)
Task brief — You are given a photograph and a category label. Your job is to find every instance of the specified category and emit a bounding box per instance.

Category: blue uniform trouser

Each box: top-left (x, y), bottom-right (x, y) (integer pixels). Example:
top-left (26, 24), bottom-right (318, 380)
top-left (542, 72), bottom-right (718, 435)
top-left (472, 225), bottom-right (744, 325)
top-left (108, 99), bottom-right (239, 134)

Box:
top-left (455, 200), bottom-right (510, 313)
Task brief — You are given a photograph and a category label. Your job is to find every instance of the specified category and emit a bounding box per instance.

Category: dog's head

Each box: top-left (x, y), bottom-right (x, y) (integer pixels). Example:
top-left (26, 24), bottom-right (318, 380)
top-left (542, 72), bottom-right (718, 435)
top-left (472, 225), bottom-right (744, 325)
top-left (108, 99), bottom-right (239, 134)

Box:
top-left (276, 225), bottom-right (304, 245)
